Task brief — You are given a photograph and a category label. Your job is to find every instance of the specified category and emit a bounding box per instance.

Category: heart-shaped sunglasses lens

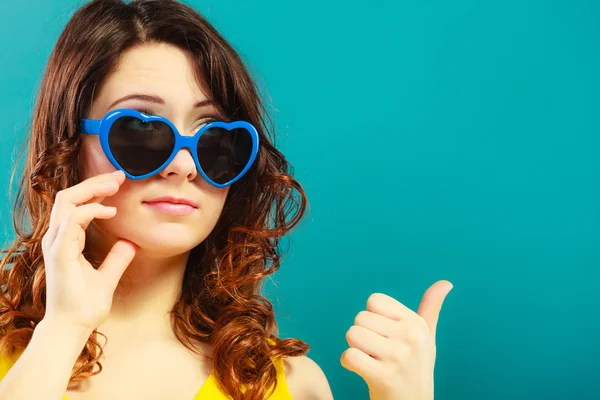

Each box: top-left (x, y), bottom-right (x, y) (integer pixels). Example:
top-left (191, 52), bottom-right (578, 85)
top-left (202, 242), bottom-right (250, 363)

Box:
top-left (196, 126), bottom-right (254, 185)
top-left (108, 116), bottom-right (175, 176)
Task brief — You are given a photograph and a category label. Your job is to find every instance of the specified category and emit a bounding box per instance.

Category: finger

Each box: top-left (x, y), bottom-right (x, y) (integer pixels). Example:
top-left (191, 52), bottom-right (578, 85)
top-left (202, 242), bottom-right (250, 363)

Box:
top-left (49, 176), bottom-right (120, 240)
top-left (52, 204), bottom-right (117, 263)
top-left (47, 171), bottom-right (124, 242)
top-left (56, 170), bottom-right (124, 206)
top-left (84, 170), bottom-right (125, 205)
top-left (346, 325), bottom-right (391, 360)
top-left (97, 240), bottom-right (137, 291)
top-left (340, 347), bottom-right (386, 386)
top-left (417, 280), bottom-right (453, 338)
top-left (354, 311), bottom-right (400, 338)
top-left (366, 292), bottom-right (413, 321)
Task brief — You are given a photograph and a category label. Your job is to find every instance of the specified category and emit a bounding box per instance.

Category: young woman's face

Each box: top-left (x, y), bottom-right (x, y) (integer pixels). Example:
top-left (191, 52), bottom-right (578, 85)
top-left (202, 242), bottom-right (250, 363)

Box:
top-left (80, 42), bottom-right (229, 257)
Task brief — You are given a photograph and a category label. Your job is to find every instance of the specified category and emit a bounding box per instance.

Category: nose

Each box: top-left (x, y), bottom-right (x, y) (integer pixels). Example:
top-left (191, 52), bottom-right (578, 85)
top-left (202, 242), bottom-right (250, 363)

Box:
top-left (158, 147), bottom-right (198, 182)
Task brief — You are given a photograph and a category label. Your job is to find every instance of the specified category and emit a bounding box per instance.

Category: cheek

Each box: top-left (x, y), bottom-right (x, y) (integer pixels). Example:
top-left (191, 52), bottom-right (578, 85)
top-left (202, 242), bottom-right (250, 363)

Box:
top-left (79, 137), bottom-right (115, 180)
top-left (100, 179), bottom-right (139, 209)
top-left (202, 187), bottom-right (229, 221)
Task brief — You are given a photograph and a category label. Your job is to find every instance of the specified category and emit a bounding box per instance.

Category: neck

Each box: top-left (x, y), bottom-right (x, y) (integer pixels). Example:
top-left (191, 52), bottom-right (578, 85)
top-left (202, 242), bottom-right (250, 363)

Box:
top-left (85, 236), bottom-right (190, 337)
top-left (110, 249), bottom-right (189, 325)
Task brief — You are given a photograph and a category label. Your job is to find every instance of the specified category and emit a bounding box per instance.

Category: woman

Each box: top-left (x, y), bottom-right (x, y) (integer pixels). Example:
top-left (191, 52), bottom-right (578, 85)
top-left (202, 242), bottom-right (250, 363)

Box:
top-left (0, 0), bottom-right (452, 399)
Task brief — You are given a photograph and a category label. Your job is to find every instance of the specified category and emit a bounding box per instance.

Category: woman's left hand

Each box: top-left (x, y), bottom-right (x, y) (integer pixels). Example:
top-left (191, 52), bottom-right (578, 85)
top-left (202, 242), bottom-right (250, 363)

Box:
top-left (340, 280), bottom-right (453, 400)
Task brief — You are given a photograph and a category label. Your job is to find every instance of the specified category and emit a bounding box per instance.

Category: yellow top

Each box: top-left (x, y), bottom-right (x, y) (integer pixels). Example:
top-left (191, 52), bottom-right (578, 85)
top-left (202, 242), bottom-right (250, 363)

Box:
top-left (0, 346), bottom-right (292, 399)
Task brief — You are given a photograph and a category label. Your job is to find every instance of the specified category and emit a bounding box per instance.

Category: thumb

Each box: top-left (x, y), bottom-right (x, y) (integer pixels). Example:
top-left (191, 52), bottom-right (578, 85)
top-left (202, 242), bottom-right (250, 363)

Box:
top-left (97, 239), bottom-right (137, 290)
top-left (417, 280), bottom-right (453, 338)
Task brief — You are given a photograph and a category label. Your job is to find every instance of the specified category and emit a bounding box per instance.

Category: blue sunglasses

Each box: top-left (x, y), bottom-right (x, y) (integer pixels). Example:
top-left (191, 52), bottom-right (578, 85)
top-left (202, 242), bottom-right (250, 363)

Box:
top-left (81, 108), bottom-right (259, 188)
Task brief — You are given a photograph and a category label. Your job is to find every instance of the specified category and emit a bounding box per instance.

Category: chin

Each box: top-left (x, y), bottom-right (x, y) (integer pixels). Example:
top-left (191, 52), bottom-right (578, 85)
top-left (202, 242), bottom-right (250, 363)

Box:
top-left (109, 222), bottom-right (207, 256)
top-left (137, 226), bottom-right (207, 249)
top-left (93, 215), bottom-right (214, 256)
top-left (132, 235), bottom-right (204, 259)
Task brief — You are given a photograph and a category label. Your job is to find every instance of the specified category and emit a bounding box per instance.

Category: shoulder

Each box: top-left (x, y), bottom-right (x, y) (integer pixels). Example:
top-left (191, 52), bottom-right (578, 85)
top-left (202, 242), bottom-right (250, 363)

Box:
top-left (283, 355), bottom-right (334, 400)
top-left (0, 348), bottom-right (20, 381)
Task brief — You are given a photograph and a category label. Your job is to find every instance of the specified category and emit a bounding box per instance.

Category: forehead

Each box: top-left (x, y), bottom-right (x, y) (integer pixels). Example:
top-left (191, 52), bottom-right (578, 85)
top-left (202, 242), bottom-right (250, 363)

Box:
top-left (90, 43), bottom-right (212, 117)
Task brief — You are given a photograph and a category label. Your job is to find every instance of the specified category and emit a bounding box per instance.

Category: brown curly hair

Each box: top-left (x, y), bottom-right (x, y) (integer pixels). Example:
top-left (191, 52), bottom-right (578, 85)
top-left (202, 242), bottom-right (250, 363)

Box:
top-left (0, 0), bottom-right (309, 398)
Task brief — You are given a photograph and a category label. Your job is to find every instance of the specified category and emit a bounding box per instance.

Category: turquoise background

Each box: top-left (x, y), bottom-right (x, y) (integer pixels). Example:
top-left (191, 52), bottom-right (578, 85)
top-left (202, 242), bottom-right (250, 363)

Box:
top-left (1, 1), bottom-right (599, 399)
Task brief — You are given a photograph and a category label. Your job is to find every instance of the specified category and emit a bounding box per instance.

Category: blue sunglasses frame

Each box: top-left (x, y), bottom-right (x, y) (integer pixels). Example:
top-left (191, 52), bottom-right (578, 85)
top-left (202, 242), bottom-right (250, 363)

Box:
top-left (81, 108), bottom-right (259, 188)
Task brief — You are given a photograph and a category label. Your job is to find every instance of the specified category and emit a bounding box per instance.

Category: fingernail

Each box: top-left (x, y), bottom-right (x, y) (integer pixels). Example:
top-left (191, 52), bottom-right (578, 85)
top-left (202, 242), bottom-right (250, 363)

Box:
top-left (111, 170), bottom-right (123, 178)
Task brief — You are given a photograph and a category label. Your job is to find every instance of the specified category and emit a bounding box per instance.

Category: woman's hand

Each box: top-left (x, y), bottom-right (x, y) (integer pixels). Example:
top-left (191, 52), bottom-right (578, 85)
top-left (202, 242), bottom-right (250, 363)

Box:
top-left (41, 170), bottom-right (137, 333)
top-left (341, 280), bottom-right (453, 400)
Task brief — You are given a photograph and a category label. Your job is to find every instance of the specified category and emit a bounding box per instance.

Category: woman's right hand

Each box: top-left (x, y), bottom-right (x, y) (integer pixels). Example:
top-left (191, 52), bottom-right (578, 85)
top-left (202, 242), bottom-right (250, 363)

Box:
top-left (41, 170), bottom-right (137, 333)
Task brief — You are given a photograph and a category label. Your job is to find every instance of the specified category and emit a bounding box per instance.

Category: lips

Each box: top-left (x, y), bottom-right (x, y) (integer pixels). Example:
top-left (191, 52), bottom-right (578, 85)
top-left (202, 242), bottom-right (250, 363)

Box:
top-left (143, 196), bottom-right (198, 208)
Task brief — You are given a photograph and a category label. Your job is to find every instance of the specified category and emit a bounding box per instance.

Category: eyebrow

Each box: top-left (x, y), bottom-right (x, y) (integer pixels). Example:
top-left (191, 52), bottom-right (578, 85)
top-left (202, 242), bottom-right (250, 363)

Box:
top-left (108, 94), bottom-right (214, 109)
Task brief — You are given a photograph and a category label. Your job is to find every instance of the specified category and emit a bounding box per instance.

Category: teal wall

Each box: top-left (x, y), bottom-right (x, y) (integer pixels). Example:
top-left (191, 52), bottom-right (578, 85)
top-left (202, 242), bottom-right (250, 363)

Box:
top-left (1, 1), bottom-right (599, 399)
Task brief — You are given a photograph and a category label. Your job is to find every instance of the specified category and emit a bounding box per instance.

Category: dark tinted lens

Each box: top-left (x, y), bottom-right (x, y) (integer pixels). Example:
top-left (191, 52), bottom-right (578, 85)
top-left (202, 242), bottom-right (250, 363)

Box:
top-left (196, 127), bottom-right (253, 184)
top-left (108, 117), bottom-right (175, 176)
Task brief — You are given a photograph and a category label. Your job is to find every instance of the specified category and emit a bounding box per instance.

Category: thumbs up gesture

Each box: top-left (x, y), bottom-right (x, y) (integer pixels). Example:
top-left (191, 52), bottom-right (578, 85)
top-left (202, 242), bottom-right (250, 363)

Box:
top-left (340, 280), bottom-right (453, 400)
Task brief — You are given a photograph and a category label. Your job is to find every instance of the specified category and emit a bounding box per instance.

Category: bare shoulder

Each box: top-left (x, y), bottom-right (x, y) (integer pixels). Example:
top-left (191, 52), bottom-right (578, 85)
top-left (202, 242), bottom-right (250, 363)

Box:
top-left (284, 355), bottom-right (334, 400)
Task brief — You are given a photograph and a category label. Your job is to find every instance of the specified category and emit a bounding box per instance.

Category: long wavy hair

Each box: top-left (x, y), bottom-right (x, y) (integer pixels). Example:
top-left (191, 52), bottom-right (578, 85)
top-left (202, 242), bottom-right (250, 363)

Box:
top-left (0, 0), bottom-right (309, 398)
